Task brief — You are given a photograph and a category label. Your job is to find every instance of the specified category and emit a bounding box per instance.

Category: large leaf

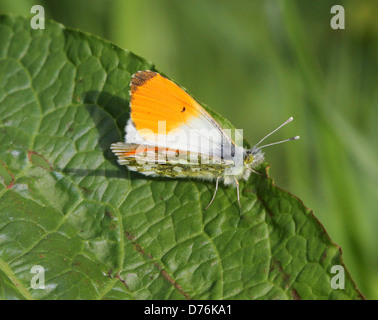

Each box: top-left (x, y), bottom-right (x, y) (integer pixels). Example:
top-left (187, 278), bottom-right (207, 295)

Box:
top-left (0, 15), bottom-right (364, 300)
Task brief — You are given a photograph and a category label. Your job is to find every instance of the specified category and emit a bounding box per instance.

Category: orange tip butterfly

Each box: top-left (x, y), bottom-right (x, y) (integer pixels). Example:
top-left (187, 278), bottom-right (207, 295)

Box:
top-left (111, 71), bottom-right (299, 213)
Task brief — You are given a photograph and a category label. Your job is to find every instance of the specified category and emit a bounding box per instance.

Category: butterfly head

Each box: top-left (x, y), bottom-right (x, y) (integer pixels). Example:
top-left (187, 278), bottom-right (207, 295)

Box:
top-left (243, 148), bottom-right (265, 169)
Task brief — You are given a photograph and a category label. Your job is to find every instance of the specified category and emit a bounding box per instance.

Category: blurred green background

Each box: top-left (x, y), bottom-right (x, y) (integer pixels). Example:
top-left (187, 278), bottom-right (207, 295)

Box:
top-left (1, 0), bottom-right (377, 299)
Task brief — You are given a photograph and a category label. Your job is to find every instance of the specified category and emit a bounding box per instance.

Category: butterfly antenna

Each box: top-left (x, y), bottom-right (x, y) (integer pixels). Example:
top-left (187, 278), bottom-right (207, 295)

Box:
top-left (253, 117), bottom-right (298, 150)
top-left (258, 136), bottom-right (300, 149)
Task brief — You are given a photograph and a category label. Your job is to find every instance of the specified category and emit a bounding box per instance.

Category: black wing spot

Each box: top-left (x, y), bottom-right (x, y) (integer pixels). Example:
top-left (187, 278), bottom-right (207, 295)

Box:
top-left (181, 106), bottom-right (186, 112)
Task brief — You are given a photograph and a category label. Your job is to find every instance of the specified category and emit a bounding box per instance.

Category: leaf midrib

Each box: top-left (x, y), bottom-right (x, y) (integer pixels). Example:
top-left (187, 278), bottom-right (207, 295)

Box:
top-left (0, 257), bottom-right (33, 300)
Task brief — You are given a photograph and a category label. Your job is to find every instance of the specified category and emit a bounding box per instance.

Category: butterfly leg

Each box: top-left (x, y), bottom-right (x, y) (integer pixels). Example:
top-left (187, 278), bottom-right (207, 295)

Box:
top-left (205, 176), bottom-right (221, 210)
top-left (234, 178), bottom-right (244, 215)
top-left (249, 168), bottom-right (262, 176)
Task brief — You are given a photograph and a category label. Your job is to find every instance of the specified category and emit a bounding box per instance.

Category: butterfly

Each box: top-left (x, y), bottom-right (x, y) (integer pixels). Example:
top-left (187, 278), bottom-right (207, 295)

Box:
top-left (111, 71), bottom-right (299, 213)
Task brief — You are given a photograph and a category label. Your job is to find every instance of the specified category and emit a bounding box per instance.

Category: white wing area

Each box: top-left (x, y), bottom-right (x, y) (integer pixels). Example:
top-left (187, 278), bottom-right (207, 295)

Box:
top-left (124, 117), bottom-right (244, 165)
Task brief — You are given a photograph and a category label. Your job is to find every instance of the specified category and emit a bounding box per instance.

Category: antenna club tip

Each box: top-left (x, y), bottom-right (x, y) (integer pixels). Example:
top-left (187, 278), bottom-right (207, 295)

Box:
top-left (294, 135), bottom-right (300, 140)
top-left (288, 116), bottom-right (294, 122)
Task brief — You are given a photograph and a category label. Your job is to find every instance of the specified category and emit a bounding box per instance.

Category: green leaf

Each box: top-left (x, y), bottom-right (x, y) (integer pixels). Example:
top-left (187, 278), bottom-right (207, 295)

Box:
top-left (0, 15), bottom-right (364, 300)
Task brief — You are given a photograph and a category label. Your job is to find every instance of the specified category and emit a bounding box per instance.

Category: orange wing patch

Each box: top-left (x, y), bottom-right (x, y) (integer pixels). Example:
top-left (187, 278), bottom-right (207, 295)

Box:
top-left (130, 71), bottom-right (200, 134)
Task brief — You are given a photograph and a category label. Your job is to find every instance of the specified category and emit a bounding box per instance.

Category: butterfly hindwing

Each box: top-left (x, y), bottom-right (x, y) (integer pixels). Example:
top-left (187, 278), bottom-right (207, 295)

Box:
top-left (111, 142), bottom-right (233, 179)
